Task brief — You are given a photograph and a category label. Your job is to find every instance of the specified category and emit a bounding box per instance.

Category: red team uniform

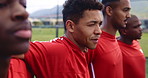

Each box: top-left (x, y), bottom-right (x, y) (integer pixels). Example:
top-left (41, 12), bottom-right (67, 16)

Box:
top-left (24, 36), bottom-right (90, 78)
top-left (8, 58), bottom-right (33, 78)
top-left (118, 40), bottom-right (146, 78)
top-left (87, 31), bottom-right (123, 78)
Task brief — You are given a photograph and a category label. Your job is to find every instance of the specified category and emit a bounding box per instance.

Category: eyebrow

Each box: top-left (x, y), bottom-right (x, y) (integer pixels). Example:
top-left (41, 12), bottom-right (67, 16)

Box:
top-left (88, 20), bottom-right (102, 25)
top-left (88, 20), bottom-right (99, 24)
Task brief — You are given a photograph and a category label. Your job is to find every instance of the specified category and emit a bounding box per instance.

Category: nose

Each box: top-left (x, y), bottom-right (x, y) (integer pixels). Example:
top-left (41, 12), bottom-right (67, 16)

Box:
top-left (94, 25), bottom-right (102, 35)
top-left (127, 13), bottom-right (131, 18)
top-left (11, 2), bottom-right (29, 21)
top-left (139, 26), bottom-right (142, 31)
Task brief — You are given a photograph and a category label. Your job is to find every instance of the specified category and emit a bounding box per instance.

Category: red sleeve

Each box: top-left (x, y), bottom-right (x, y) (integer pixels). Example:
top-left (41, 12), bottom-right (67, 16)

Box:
top-left (8, 58), bottom-right (33, 78)
top-left (24, 42), bottom-right (52, 78)
top-left (24, 42), bottom-right (68, 78)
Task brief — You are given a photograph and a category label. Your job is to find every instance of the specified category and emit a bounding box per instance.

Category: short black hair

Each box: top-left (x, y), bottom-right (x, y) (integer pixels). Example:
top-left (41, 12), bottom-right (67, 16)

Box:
top-left (62, 0), bottom-right (103, 31)
top-left (101, 0), bottom-right (120, 16)
top-left (102, 0), bottom-right (120, 4)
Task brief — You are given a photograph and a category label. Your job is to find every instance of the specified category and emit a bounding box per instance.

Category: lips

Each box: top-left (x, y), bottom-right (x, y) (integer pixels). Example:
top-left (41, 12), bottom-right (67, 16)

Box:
top-left (14, 30), bottom-right (31, 39)
top-left (91, 37), bottom-right (99, 44)
top-left (123, 19), bottom-right (128, 27)
top-left (92, 39), bottom-right (98, 44)
top-left (12, 21), bottom-right (32, 40)
top-left (124, 21), bottom-right (128, 24)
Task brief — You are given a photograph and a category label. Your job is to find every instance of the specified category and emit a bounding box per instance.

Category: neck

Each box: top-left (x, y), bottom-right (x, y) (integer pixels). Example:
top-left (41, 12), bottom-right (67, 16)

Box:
top-left (101, 17), bottom-right (117, 36)
top-left (118, 36), bottom-right (133, 44)
top-left (0, 56), bottom-right (11, 78)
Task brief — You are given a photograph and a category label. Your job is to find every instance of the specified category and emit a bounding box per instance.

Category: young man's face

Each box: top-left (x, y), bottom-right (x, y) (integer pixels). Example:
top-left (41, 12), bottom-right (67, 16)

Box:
top-left (125, 17), bottom-right (142, 40)
top-left (111, 0), bottom-right (131, 29)
top-left (73, 10), bottom-right (102, 50)
top-left (0, 0), bottom-right (32, 56)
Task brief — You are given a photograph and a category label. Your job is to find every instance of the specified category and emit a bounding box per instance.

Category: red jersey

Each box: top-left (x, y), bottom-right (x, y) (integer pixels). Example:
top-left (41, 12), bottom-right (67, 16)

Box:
top-left (118, 40), bottom-right (146, 78)
top-left (87, 31), bottom-right (123, 78)
top-left (25, 36), bottom-right (90, 78)
top-left (8, 58), bottom-right (33, 78)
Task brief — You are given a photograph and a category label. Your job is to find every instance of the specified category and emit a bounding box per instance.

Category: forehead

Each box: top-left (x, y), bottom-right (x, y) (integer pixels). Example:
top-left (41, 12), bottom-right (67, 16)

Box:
top-left (82, 10), bottom-right (102, 21)
top-left (127, 17), bottom-right (141, 28)
top-left (119, 0), bottom-right (130, 5)
top-left (115, 0), bottom-right (131, 9)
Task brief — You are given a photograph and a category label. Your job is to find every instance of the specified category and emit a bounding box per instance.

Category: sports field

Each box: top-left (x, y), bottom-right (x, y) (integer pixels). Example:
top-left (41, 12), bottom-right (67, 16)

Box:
top-left (31, 28), bottom-right (148, 77)
top-left (32, 28), bottom-right (148, 56)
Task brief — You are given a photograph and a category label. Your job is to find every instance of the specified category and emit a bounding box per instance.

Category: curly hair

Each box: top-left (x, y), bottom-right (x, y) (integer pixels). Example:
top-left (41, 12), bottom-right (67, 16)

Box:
top-left (62, 0), bottom-right (103, 31)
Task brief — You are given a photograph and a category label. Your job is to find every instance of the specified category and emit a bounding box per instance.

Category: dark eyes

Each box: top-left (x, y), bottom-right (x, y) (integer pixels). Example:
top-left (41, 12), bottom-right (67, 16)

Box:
top-left (123, 8), bottom-right (130, 12)
top-left (99, 21), bottom-right (102, 26)
top-left (88, 22), bottom-right (102, 27)
top-left (0, 3), bottom-right (7, 8)
top-left (133, 25), bottom-right (140, 28)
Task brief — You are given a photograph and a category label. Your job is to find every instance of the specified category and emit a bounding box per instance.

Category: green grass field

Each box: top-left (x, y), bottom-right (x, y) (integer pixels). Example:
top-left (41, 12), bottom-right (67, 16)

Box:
top-left (31, 28), bottom-right (65, 41)
top-left (32, 28), bottom-right (148, 56)
top-left (32, 28), bottom-right (148, 77)
top-left (140, 33), bottom-right (148, 57)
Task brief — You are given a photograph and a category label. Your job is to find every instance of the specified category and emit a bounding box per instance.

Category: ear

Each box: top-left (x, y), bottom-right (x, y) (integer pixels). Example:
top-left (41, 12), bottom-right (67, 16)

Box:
top-left (106, 6), bottom-right (113, 16)
top-left (65, 20), bottom-right (75, 32)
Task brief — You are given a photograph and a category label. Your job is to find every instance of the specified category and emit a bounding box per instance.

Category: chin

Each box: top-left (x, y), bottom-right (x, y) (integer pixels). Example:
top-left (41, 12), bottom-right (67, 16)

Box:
top-left (9, 42), bottom-right (30, 55)
top-left (88, 45), bottom-right (97, 50)
top-left (118, 26), bottom-right (126, 29)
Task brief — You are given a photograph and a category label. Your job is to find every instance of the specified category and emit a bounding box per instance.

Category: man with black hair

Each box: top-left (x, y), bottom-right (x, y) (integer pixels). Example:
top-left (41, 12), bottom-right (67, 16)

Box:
top-left (86, 0), bottom-right (131, 78)
top-left (117, 14), bottom-right (146, 78)
top-left (19, 0), bottom-right (104, 78)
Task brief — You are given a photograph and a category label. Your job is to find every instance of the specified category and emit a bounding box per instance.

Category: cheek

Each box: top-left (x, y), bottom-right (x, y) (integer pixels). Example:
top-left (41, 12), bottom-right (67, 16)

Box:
top-left (77, 31), bottom-right (91, 43)
top-left (83, 29), bottom-right (94, 37)
top-left (80, 31), bottom-right (90, 39)
top-left (116, 11), bottom-right (125, 19)
top-left (130, 30), bottom-right (137, 33)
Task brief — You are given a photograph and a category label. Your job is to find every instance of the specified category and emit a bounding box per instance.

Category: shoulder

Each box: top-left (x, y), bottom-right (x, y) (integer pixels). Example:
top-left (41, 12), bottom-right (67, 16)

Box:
top-left (30, 41), bottom-right (65, 48)
top-left (29, 41), bottom-right (68, 54)
top-left (25, 41), bottom-right (69, 62)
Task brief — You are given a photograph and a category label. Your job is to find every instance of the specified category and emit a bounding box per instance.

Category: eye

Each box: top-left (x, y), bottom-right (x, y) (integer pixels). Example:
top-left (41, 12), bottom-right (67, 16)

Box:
top-left (123, 8), bottom-right (130, 12)
top-left (88, 23), bottom-right (95, 26)
top-left (133, 25), bottom-right (140, 28)
top-left (0, 3), bottom-right (7, 8)
top-left (87, 22), bottom-right (95, 26)
top-left (99, 21), bottom-right (102, 26)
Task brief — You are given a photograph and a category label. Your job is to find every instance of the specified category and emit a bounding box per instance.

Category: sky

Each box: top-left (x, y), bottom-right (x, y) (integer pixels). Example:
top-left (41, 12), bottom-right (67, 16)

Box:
top-left (26, 0), bottom-right (66, 13)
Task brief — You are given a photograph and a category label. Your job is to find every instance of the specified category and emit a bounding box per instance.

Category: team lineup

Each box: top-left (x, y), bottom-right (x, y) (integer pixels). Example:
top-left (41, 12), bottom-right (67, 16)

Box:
top-left (0, 0), bottom-right (146, 78)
